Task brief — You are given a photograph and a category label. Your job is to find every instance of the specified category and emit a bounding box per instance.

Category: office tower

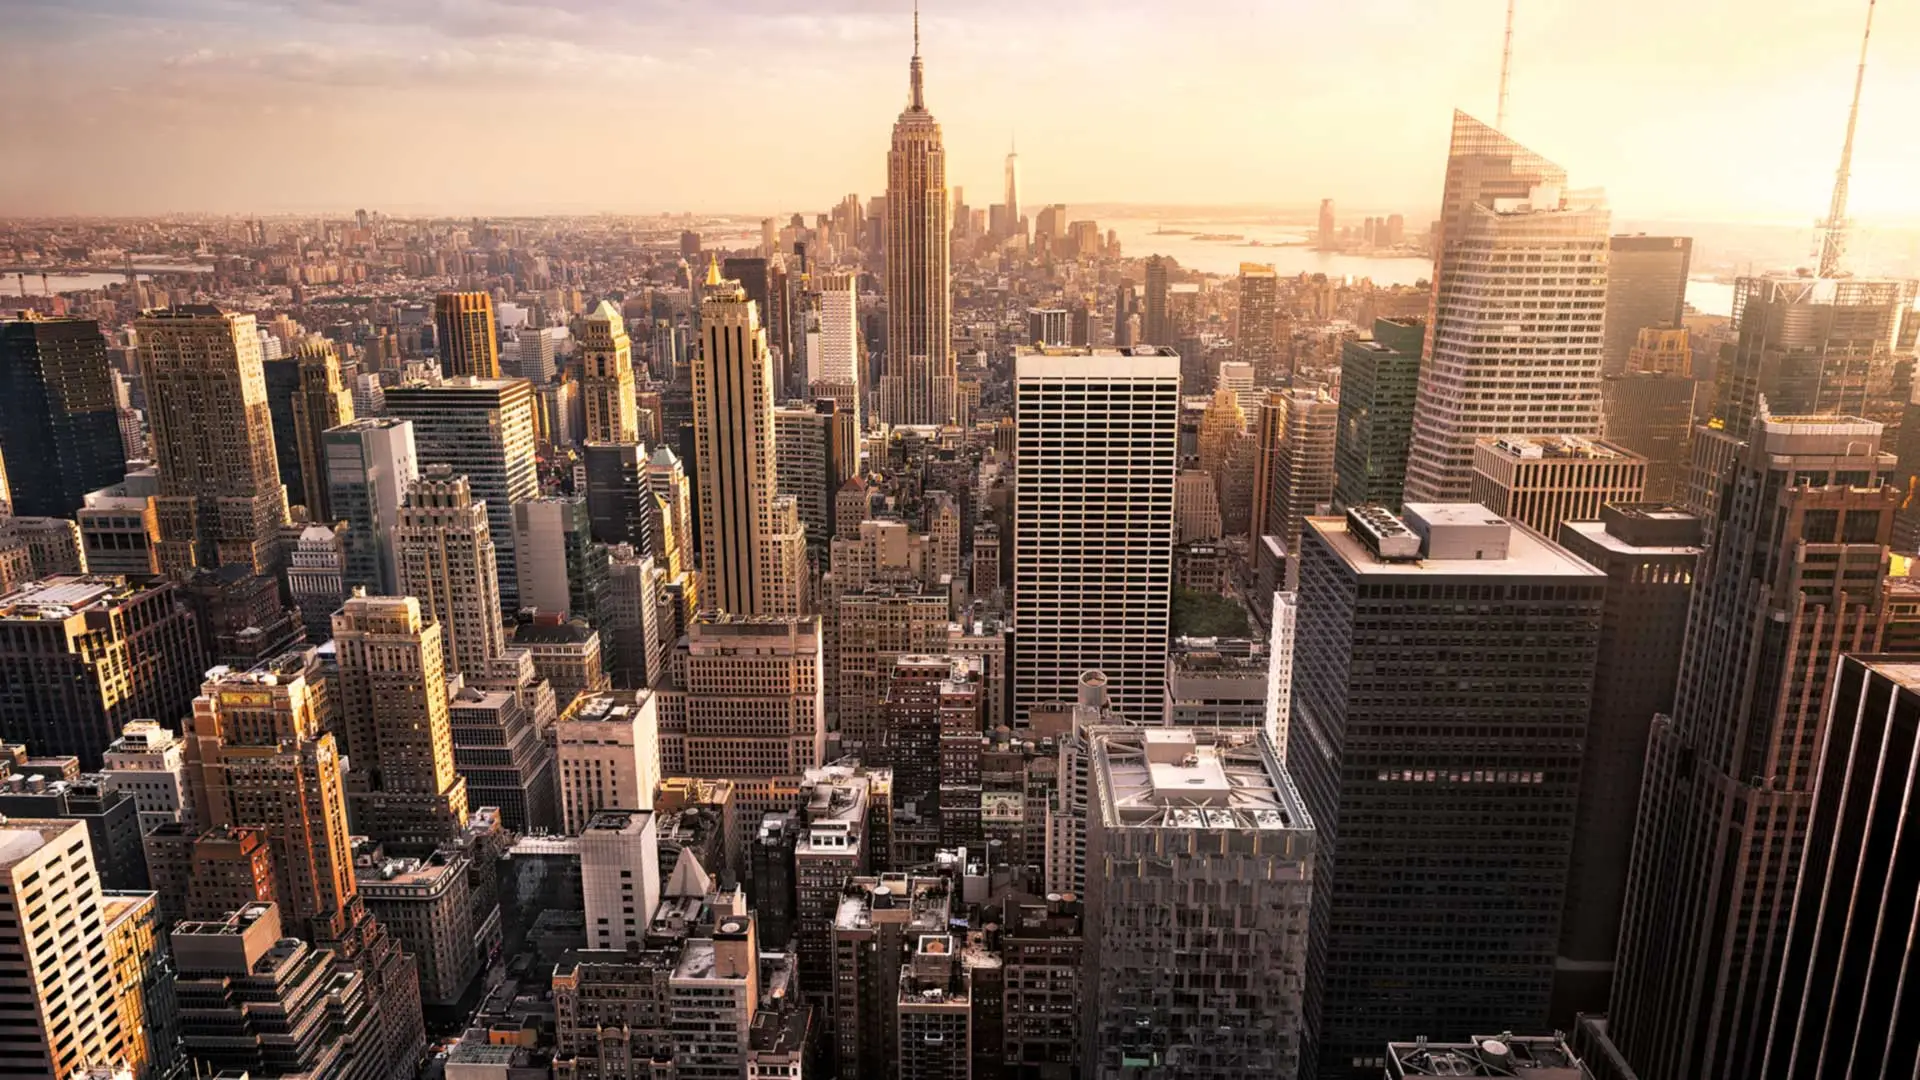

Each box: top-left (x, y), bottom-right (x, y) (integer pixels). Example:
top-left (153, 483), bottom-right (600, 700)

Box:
top-left (580, 808), bottom-right (663, 950)
top-left (290, 337), bottom-right (355, 520)
top-left (1143, 256), bottom-right (1171, 346)
top-left (1601, 373), bottom-right (1698, 504)
top-left (556, 689), bottom-right (662, 834)
top-left (832, 874), bottom-right (954, 1079)
top-left (1084, 728), bottom-right (1313, 1079)
top-left (784, 764), bottom-right (885, 994)
top-left (646, 444), bottom-right (696, 577)
top-left (0, 315), bottom-right (125, 517)
top-left (99, 719), bottom-right (192, 832)
top-left (693, 265), bottom-right (807, 617)
top-left (1176, 469), bottom-right (1224, 544)
top-left (0, 819), bottom-right (127, 1077)
top-left (505, 326), bottom-right (557, 384)
top-left (1469, 435), bottom-right (1648, 536)
top-left (513, 496), bottom-right (610, 622)
top-left (1405, 113), bottom-right (1606, 502)
top-left (551, 946), bottom-right (681, 1080)
top-left (603, 546), bottom-right (668, 689)
top-left (448, 682), bottom-right (558, 834)
top-left (395, 466), bottom-right (505, 676)
top-left (1626, 325), bottom-right (1693, 377)
top-left (774, 400), bottom-right (854, 549)
top-left (1317, 198), bottom-right (1335, 250)
top-left (385, 377), bottom-right (538, 609)
top-left (582, 300), bottom-right (639, 443)
top-left (180, 652), bottom-right (358, 939)
top-left (1761, 655), bottom-right (1920, 1076)
top-left (0, 776), bottom-right (146, 890)
top-left (897, 935), bottom-right (975, 1076)
top-left (102, 890), bottom-right (173, 1080)
top-left (1333, 317), bottom-right (1425, 512)
top-left (1604, 412), bottom-right (1902, 1080)
top-left (1237, 262), bottom-right (1281, 374)
top-left (513, 614), bottom-right (608, 713)
top-left (880, 17), bottom-right (955, 426)
top-left (1027, 307), bottom-right (1069, 347)
top-left (356, 847), bottom-right (478, 1007)
top-left (177, 565), bottom-right (304, 671)
top-left (1014, 348), bottom-right (1178, 724)
top-left (1263, 387), bottom-right (1339, 588)
top-left (1550, 505), bottom-right (1702, 1023)
top-left (681, 615), bottom-right (826, 853)
top-left (1602, 235), bottom-right (1692, 376)
top-left (325, 417), bottom-right (419, 594)
top-left (0, 575), bottom-right (204, 769)
top-left (831, 579), bottom-right (950, 761)
top-left (807, 271), bottom-right (862, 431)
top-left (170, 904), bottom-right (374, 1078)
top-left (1004, 141), bottom-right (1021, 233)
top-left (351, 370), bottom-right (385, 416)
top-left (286, 522), bottom-right (347, 643)
top-left (582, 440), bottom-right (656, 553)
top-left (332, 594), bottom-right (470, 851)
top-left (1290, 504), bottom-right (1604, 1078)
top-left (77, 474), bottom-right (163, 578)
top-left (722, 257), bottom-right (783, 392)
top-left (669, 913), bottom-right (763, 1080)
top-left (878, 654), bottom-right (952, 854)
top-left (1711, 275), bottom-right (1915, 435)
top-left (1196, 387), bottom-right (1254, 537)
top-left (139, 306), bottom-right (290, 574)
top-left (1164, 638), bottom-right (1268, 731)
top-left (434, 291), bottom-right (500, 378)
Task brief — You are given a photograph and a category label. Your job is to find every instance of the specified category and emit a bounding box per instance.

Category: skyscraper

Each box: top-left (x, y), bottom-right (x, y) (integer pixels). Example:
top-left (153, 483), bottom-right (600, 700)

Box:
top-left (1332, 317), bottom-right (1425, 512)
top-left (880, 14), bottom-right (955, 427)
top-left (395, 467), bottom-right (505, 676)
top-left (1604, 412), bottom-right (1903, 1080)
top-left (434, 291), bottom-right (500, 379)
top-left (291, 336), bottom-right (355, 521)
top-left (0, 818), bottom-right (127, 1077)
top-left (0, 314), bottom-right (126, 518)
top-left (1262, 387), bottom-right (1339, 588)
top-left (1469, 435), bottom-right (1647, 537)
top-left (1290, 504), bottom-right (1604, 1078)
top-left (385, 377), bottom-right (539, 611)
top-left (774, 399), bottom-right (855, 549)
top-left (1143, 256), bottom-right (1170, 347)
top-left (1404, 114), bottom-right (1608, 502)
top-left (1602, 235), bottom-right (1693, 376)
top-left (1317, 199), bottom-right (1335, 250)
top-left (140, 306), bottom-right (290, 575)
top-left (0, 574), bottom-right (205, 770)
top-left (1552, 504), bottom-right (1702, 1023)
top-left (1237, 262), bottom-right (1281, 377)
top-left (1084, 727), bottom-right (1314, 1078)
top-left (325, 417), bottom-right (419, 595)
top-left (1004, 139), bottom-right (1020, 236)
top-left (805, 271), bottom-right (861, 427)
top-left (580, 300), bottom-right (639, 444)
top-left (1710, 275), bottom-right (1914, 436)
top-left (1013, 347), bottom-right (1179, 725)
top-left (1761, 654), bottom-right (1920, 1077)
top-left (332, 593), bottom-right (471, 852)
top-left (692, 264), bottom-right (806, 618)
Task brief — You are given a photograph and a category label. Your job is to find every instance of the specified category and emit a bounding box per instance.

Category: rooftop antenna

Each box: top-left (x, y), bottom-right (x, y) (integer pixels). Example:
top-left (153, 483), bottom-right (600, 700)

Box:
top-left (1818, 0), bottom-right (1876, 279)
top-left (1495, 0), bottom-right (1515, 131)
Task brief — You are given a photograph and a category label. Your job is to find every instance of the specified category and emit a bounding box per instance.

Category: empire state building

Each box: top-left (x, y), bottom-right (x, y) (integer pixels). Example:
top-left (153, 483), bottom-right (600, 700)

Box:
top-left (880, 12), bottom-right (956, 427)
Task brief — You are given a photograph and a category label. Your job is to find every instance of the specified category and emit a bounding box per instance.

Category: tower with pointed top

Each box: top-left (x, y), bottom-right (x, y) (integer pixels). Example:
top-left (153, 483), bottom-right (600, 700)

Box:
top-left (880, 9), bottom-right (956, 427)
top-left (1005, 137), bottom-right (1021, 236)
top-left (1402, 112), bottom-right (1608, 503)
top-left (581, 300), bottom-right (639, 444)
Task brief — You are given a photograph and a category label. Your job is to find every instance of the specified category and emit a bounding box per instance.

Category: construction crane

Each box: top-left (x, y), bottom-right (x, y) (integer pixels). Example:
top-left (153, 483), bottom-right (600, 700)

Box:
top-left (1817, 0), bottom-right (1876, 279)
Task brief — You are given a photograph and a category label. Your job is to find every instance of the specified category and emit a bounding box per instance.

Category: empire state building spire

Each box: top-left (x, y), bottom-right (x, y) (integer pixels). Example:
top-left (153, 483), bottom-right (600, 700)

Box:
top-left (909, 1), bottom-right (924, 109)
top-left (880, 2), bottom-right (955, 427)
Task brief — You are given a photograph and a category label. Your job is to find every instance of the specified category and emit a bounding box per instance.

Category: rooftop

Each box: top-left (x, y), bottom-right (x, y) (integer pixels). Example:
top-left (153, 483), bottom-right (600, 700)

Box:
top-left (560, 689), bottom-right (652, 726)
top-left (1386, 1034), bottom-right (1592, 1078)
top-left (582, 808), bottom-right (654, 837)
top-left (0, 819), bottom-right (84, 873)
top-left (1477, 435), bottom-right (1642, 463)
top-left (1312, 506), bottom-right (1604, 579)
top-left (1092, 728), bottom-right (1312, 834)
top-left (834, 874), bottom-right (951, 934)
top-left (0, 575), bottom-right (143, 620)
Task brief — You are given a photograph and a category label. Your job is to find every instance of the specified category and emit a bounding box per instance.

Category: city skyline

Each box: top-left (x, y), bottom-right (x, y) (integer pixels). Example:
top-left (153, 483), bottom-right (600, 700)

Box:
top-left (6, 1), bottom-right (1920, 225)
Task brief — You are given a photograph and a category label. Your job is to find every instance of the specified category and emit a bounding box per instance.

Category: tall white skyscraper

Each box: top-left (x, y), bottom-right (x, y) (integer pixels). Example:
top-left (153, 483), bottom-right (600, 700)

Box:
top-left (1013, 347), bottom-right (1180, 724)
top-left (1403, 113), bottom-right (1609, 502)
top-left (0, 819), bottom-right (127, 1076)
top-left (693, 262), bottom-right (806, 618)
top-left (806, 271), bottom-right (861, 431)
top-left (324, 417), bottom-right (418, 596)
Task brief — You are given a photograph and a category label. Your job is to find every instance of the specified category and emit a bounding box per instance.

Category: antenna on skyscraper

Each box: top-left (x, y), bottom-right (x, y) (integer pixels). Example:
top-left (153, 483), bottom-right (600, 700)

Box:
top-left (1495, 0), bottom-right (1515, 131)
top-left (1817, 0), bottom-right (1876, 279)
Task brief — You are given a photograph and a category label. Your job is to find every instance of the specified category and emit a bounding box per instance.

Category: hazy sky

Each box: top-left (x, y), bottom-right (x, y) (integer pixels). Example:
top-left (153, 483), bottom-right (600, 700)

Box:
top-left (4, 0), bottom-right (1916, 225)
